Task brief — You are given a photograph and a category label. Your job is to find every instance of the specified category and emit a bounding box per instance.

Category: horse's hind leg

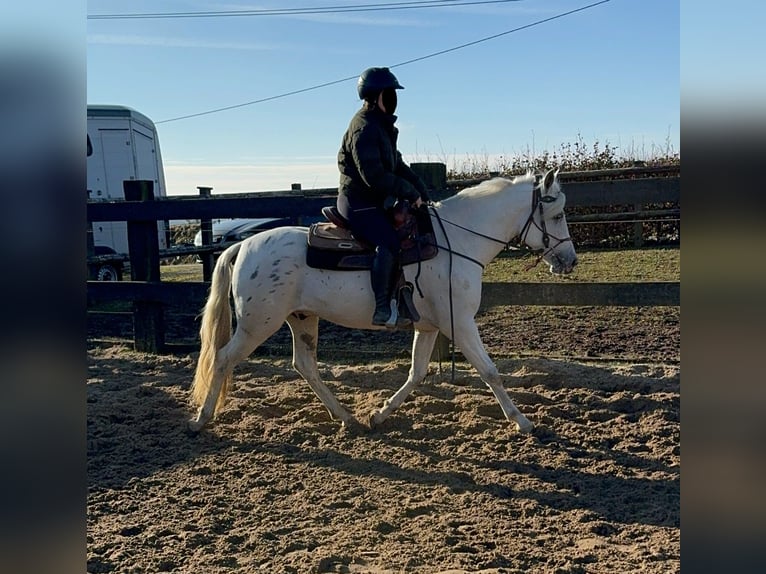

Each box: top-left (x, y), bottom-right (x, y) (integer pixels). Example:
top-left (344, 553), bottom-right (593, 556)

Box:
top-left (286, 313), bottom-right (357, 428)
top-left (454, 321), bottom-right (533, 434)
top-left (188, 328), bottom-right (259, 433)
top-left (370, 328), bottom-right (439, 428)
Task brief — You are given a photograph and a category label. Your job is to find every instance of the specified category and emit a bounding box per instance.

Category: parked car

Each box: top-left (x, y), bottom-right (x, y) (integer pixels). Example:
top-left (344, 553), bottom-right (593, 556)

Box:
top-left (193, 218), bottom-right (291, 250)
top-left (90, 245), bottom-right (126, 281)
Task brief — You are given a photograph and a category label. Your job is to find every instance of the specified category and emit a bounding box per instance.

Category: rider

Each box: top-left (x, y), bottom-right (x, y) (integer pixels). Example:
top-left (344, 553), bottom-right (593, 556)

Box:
top-left (337, 67), bottom-right (429, 326)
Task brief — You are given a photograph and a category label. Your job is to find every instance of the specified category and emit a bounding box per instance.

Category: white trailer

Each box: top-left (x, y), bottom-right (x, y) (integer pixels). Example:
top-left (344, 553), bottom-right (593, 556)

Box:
top-left (87, 105), bottom-right (169, 265)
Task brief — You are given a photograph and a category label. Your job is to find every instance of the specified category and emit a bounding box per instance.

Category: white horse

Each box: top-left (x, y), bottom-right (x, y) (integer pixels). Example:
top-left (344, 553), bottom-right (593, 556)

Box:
top-left (189, 168), bottom-right (577, 434)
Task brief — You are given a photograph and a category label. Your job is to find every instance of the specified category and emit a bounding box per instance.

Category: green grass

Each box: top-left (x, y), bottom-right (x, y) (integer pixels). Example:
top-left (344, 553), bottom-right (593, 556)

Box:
top-left (160, 263), bottom-right (205, 283)
top-left (483, 246), bottom-right (680, 283)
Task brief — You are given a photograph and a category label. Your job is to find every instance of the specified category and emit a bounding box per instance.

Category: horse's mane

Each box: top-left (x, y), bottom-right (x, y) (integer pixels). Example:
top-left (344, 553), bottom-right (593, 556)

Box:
top-left (441, 173), bottom-right (535, 204)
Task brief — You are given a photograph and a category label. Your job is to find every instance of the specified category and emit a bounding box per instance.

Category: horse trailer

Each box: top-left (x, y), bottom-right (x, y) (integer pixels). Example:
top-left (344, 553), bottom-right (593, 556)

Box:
top-left (87, 105), bottom-right (169, 278)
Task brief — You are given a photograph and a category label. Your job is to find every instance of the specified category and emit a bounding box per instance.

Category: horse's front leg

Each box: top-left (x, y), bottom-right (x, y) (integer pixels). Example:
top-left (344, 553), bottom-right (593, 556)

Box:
top-left (370, 328), bottom-right (439, 428)
top-left (286, 313), bottom-right (360, 431)
top-left (454, 320), bottom-right (533, 434)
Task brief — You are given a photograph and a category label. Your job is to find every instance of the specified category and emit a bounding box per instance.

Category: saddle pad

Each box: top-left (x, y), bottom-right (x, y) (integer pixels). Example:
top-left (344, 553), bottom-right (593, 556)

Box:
top-left (307, 222), bottom-right (369, 252)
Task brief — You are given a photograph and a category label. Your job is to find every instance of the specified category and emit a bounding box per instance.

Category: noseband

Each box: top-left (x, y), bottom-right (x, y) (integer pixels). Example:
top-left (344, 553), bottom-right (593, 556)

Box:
top-left (517, 183), bottom-right (572, 251)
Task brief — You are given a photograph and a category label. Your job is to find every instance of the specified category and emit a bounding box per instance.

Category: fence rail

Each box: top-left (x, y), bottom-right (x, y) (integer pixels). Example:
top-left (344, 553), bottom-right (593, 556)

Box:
top-left (86, 166), bottom-right (680, 352)
top-left (88, 280), bottom-right (679, 310)
top-left (86, 175), bottom-right (680, 223)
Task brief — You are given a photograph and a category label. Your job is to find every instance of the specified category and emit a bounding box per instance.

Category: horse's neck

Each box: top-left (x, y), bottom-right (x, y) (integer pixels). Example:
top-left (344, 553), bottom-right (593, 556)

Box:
top-left (435, 180), bottom-right (530, 266)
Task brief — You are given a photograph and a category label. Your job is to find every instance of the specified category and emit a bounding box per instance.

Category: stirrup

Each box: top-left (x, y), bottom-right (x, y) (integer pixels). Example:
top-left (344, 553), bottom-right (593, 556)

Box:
top-left (372, 301), bottom-right (393, 326)
top-left (385, 298), bottom-right (399, 329)
top-left (372, 312), bottom-right (390, 326)
top-left (399, 283), bottom-right (420, 322)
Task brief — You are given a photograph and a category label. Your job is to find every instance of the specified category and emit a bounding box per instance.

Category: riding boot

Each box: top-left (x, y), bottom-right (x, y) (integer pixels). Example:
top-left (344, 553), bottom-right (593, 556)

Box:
top-left (371, 246), bottom-right (398, 326)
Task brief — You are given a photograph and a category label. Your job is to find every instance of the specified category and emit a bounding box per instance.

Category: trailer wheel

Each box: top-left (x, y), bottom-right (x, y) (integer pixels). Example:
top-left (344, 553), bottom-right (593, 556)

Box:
top-left (96, 263), bottom-right (122, 281)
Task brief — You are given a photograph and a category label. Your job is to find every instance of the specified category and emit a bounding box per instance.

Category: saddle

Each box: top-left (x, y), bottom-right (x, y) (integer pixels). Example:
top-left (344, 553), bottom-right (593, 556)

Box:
top-left (306, 202), bottom-right (438, 271)
top-left (306, 203), bottom-right (437, 327)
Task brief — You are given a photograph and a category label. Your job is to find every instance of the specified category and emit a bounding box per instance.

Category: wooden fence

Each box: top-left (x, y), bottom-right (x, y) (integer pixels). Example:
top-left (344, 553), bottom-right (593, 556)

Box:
top-left (87, 166), bottom-right (680, 353)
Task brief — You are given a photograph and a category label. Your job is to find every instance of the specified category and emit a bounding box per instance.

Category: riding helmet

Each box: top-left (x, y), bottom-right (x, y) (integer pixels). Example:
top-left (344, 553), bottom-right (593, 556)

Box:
top-left (357, 67), bottom-right (404, 100)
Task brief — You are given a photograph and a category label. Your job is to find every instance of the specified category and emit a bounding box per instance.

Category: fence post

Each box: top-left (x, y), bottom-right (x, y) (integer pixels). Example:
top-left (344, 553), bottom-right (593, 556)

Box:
top-left (124, 180), bottom-right (164, 353)
top-left (291, 183), bottom-right (304, 225)
top-left (198, 186), bottom-right (214, 282)
top-left (411, 162), bottom-right (447, 201)
top-left (633, 203), bottom-right (644, 247)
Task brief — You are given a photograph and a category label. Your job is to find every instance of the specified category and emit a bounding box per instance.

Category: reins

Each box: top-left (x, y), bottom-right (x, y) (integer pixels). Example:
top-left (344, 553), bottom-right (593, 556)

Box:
top-left (422, 182), bottom-right (572, 380)
top-left (428, 213), bottom-right (512, 258)
top-left (430, 206), bottom-right (458, 381)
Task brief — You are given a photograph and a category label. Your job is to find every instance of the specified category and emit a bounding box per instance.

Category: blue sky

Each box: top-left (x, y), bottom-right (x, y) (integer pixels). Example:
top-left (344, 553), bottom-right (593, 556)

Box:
top-left (87, 0), bottom-right (680, 195)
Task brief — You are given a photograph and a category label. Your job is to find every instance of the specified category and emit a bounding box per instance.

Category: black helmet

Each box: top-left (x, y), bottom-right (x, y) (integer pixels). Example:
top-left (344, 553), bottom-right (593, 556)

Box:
top-left (357, 67), bottom-right (404, 100)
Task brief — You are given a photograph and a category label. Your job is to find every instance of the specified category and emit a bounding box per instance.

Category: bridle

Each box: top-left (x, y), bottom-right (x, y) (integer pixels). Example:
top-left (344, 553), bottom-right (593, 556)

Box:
top-left (428, 180), bottom-right (573, 269)
top-left (514, 181), bottom-right (573, 270)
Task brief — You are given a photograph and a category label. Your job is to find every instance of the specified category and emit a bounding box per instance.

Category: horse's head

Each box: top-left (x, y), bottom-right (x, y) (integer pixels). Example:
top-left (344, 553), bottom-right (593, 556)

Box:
top-left (522, 168), bottom-right (578, 274)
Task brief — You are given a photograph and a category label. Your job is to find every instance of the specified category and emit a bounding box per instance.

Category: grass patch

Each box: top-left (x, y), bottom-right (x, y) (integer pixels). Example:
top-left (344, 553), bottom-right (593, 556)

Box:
top-left (483, 246), bottom-right (679, 283)
top-left (160, 263), bottom-right (204, 283)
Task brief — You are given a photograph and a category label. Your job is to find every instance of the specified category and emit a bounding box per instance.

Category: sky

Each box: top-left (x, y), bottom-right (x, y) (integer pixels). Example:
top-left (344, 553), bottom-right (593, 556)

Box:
top-left (86, 0), bottom-right (681, 196)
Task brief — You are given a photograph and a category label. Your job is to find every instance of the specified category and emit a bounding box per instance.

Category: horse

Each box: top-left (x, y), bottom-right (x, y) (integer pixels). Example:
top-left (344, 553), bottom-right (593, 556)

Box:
top-left (188, 168), bottom-right (577, 434)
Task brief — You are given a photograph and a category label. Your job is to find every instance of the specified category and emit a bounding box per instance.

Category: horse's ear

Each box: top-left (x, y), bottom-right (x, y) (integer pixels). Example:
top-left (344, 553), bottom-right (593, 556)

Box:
top-left (543, 168), bottom-right (558, 192)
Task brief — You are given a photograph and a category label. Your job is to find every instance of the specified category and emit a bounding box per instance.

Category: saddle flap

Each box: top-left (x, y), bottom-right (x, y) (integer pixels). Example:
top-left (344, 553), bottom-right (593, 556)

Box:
top-left (308, 222), bottom-right (368, 252)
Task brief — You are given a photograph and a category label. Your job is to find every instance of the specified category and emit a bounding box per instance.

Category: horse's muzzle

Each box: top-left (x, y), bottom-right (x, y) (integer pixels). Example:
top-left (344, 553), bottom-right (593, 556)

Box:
top-left (550, 254), bottom-right (577, 275)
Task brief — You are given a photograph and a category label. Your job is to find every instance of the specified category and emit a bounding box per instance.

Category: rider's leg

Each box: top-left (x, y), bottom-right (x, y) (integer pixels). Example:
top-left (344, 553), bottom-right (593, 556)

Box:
top-left (345, 206), bottom-right (402, 327)
top-left (371, 245), bottom-right (399, 325)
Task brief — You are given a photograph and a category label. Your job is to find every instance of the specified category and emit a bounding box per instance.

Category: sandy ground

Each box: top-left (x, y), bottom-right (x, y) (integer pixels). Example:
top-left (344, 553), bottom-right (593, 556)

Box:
top-left (87, 318), bottom-right (679, 573)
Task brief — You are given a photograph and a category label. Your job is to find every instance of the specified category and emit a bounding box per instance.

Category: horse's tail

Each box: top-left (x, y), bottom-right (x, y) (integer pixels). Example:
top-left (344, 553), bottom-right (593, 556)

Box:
top-left (190, 242), bottom-right (242, 414)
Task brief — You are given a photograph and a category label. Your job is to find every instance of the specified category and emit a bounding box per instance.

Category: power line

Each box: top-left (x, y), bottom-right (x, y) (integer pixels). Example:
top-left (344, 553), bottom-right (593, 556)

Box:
top-left (156, 0), bottom-right (611, 124)
top-left (392, 0), bottom-right (609, 67)
top-left (88, 0), bottom-right (522, 20)
top-left (157, 76), bottom-right (361, 123)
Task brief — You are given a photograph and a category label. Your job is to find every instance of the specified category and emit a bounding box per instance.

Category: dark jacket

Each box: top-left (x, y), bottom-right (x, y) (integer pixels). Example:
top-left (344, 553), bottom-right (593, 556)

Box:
top-left (337, 106), bottom-right (425, 211)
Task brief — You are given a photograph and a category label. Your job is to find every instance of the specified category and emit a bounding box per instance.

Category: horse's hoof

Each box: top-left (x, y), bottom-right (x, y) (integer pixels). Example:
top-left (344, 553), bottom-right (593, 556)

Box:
top-left (340, 417), bottom-right (366, 436)
top-left (187, 418), bottom-right (205, 435)
top-left (515, 418), bottom-right (534, 434)
top-left (368, 409), bottom-right (386, 429)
